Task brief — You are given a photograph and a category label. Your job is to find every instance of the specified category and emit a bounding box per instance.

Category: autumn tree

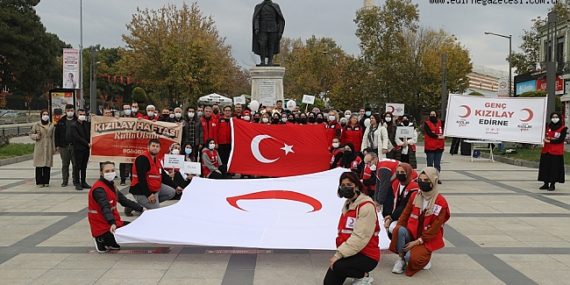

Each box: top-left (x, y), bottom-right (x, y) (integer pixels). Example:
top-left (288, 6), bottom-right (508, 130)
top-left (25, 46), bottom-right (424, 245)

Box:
top-left (118, 3), bottom-right (249, 107)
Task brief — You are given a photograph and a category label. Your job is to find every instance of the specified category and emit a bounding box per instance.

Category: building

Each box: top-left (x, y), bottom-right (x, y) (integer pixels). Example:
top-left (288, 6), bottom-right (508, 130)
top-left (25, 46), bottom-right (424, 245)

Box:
top-left (464, 65), bottom-right (509, 97)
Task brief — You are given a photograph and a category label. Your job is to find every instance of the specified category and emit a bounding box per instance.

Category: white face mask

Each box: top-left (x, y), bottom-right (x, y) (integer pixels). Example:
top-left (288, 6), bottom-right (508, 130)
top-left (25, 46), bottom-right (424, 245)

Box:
top-left (169, 114), bottom-right (175, 119)
top-left (147, 111), bottom-right (155, 117)
top-left (552, 118), bottom-right (560, 124)
top-left (103, 172), bottom-right (116, 182)
top-left (243, 116), bottom-right (250, 121)
top-left (41, 115), bottom-right (49, 121)
top-left (175, 113), bottom-right (182, 118)
top-left (332, 142), bottom-right (340, 148)
top-left (344, 114), bottom-right (351, 119)
top-left (171, 149), bottom-right (180, 155)
top-left (262, 118), bottom-right (269, 123)
top-left (209, 143), bottom-right (216, 150)
top-left (124, 109), bottom-right (132, 116)
top-left (66, 111), bottom-right (74, 118)
top-left (328, 115), bottom-right (336, 121)
top-left (370, 164), bottom-right (377, 171)
top-left (131, 107), bottom-right (138, 113)
top-left (185, 148), bottom-right (192, 155)
top-left (197, 111), bottom-right (203, 117)
top-left (385, 117), bottom-right (392, 122)
top-left (188, 112), bottom-right (195, 118)
top-left (281, 117), bottom-right (288, 122)
top-left (78, 115), bottom-right (86, 121)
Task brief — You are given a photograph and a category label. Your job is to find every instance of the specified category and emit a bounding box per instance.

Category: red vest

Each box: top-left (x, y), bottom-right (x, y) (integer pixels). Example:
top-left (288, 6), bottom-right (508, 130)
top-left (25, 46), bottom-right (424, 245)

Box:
top-left (341, 125), bottom-right (363, 152)
top-left (326, 122), bottom-right (341, 145)
top-left (217, 117), bottom-right (232, 145)
top-left (131, 151), bottom-right (162, 192)
top-left (424, 120), bottom-right (445, 151)
top-left (406, 192), bottom-right (450, 252)
top-left (336, 200), bottom-right (380, 261)
top-left (362, 164), bottom-right (376, 195)
top-left (88, 180), bottom-right (124, 237)
top-left (202, 149), bottom-right (220, 177)
top-left (542, 125), bottom-right (566, 155)
top-left (330, 148), bottom-right (343, 167)
top-left (351, 156), bottom-right (362, 170)
top-left (378, 159), bottom-right (399, 175)
top-left (200, 117), bottom-right (218, 144)
top-left (390, 180), bottom-right (419, 213)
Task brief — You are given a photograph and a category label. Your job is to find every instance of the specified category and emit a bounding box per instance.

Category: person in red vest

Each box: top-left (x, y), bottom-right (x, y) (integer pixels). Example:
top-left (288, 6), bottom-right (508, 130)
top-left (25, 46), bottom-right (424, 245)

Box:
top-left (341, 115), bottom-right (363, 152)
top-left (538, 112), bottom-right (567, 191)
top-left (89, 161), bottom-right (144, 253)
top-left (199, 106), bottom-right (219, 145)
top-left (217, 106), bottom-right (233, 165)
top-left (128, 139), bottom-right (175, 210)
top-left (326, 110), bottom-right (342, 145)
top-left (329, 138), bottom-right (344, 168)
top-left (371, 158), bottom-right (400, 207)
top-left (143, 105), bottom-right (158, 121)
top-left (389, 167), bottom-right (450, 276)
top-left (131, 102), bottom-right (144, 118)
top-left (382, 163), bottom-right (419, 239)
top-left (423, 111), bottom-right (445, 184)
top-left (361, 152), bottom-right (379, 196)
top-left (201, 139), bottom-right (224, 179)
top-left (324, 171), bottom-right (379, 285)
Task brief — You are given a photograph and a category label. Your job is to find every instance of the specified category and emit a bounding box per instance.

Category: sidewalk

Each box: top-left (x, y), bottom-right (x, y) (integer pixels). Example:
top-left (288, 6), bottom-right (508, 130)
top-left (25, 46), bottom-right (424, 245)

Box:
top-left (0, 150), bottom-right (568, 284)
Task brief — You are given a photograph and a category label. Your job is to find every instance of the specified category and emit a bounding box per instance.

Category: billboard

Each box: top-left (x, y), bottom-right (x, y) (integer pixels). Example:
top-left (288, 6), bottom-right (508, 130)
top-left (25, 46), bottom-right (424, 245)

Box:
top-left (62, 48), bottom-right (80, 89)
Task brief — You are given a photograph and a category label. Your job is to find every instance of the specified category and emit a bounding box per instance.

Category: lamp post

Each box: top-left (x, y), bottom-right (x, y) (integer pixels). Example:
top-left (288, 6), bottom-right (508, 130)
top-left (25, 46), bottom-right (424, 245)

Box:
top-left (485, 32), bottom-right (512, 97)
top-left (79, 0), bottom-right (84, 108)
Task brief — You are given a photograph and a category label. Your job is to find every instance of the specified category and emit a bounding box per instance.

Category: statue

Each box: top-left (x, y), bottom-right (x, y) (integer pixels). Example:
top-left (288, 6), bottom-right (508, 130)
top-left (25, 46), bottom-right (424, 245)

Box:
top-left (252, 0), bottom-right (285, 66)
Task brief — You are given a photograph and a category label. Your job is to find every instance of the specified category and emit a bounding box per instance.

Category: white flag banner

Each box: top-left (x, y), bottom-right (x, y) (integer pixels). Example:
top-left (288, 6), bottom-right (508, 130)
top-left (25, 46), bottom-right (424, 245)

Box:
top-left (444, 95), bottom-right (547, 145)
top-left (115, 168), bottom-right (390, 250)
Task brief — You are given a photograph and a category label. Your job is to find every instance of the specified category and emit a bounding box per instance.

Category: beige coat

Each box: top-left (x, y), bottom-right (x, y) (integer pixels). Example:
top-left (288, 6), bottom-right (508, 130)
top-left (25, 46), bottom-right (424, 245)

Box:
top-left (334, 193), bottom-right (378, 259)
top-left (31, 122), bottom-right (55, 167)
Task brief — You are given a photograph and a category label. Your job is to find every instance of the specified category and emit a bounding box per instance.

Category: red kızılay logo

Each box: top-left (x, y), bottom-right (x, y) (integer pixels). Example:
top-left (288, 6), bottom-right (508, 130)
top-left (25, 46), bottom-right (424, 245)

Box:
top-left (226, 190), bottom-right (322, 213)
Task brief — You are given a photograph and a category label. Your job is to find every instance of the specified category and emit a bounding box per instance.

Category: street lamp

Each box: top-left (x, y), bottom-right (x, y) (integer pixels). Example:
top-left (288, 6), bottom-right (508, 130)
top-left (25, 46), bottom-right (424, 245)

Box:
top-left (485, 32), bottom-right (512, 97)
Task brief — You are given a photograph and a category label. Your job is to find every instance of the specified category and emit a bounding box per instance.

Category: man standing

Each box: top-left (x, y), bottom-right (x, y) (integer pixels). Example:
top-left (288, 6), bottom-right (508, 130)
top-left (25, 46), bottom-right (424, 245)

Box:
top-left (72, 109), bottom-right (91, 190)
top-left (183, 107), bottom-right (203, 160)
top-left (144, 105), bottom-right (158, 121)
top-left (252, 0), bottom-right (285, 66)
top-left (131, 102), bottom-right (143, 118)
top-left (120, 104), bottom-right (134, 185)
top-left (199, 106), bottom-right (218, 147)
top-left (55, 104), bottom-right (77, 187)
top-left (217, 106), bottom-right (233, 165)
top-left (129, 139), bottom-right (175, 210)
top-left (234, 103), bottom-right (244, 118)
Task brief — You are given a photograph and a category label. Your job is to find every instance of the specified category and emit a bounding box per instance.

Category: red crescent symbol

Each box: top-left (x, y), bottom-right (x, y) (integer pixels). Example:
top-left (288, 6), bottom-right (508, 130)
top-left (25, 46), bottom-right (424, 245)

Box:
top-left (520, 108), bottom-right (534, 122)
top-left (226, 190), bottom-right (322, 213)
top-left (387, 106), bottom-right (395, 113)
top-left (459, 105), bottom-right (471, 118)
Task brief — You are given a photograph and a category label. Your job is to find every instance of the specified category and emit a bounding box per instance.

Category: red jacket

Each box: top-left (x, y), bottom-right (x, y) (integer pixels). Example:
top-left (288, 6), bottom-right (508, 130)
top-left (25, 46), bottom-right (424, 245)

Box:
top-left (341, 125), bottom-right (363, 152)
top-left (200, 116), bottom-right (219, 145)
top-left (326, 122), bottom-right (342, 145)
top-left (542, 125), bottom-right (566, 155)
top-left (424, 120), bottom-right (445, 151)
top-left (143, 115), bottom-right (158, 121)
top-left (217, 117), bottom-right (232, 145)
top-left (405, 192), bottom-right (450, 252)
top-left (202, 148), bottom-right (220, 177)
top-left (88, 180), bottom-right (124, 237)
top-left (131, 151), bottom-right (162, 193)
top-left (336, 200), bottom-right (380, 261)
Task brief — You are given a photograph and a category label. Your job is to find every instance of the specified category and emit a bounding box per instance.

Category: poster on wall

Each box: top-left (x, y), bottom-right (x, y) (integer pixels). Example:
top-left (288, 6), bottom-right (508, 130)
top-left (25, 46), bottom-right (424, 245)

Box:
top-left (62, 48), bottom-right (80, 89)
top-left (48, 89), bottom-right (76, 123)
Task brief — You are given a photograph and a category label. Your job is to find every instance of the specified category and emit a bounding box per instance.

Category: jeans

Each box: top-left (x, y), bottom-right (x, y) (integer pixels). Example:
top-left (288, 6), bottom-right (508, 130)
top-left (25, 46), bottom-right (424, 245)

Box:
top-left (132, 184), bottom-right (176, 209)
top-left (323, 253), bottom-right (378, 285)
top-left (59, 144), bottom-right (76, 184)
top-left (396, 226), bottom-right (413, 262)
top-left (426, 151), bottom-right (443, 173)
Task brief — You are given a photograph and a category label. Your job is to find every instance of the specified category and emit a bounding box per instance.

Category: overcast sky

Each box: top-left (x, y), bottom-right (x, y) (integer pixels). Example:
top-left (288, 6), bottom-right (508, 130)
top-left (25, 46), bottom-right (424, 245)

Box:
top-left (36, 0), bottom-right (551, 73)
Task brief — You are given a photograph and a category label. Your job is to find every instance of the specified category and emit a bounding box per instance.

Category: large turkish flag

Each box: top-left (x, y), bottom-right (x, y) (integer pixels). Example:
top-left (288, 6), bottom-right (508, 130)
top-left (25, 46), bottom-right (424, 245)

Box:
top-left (227, 119), bottom-right (330, 177)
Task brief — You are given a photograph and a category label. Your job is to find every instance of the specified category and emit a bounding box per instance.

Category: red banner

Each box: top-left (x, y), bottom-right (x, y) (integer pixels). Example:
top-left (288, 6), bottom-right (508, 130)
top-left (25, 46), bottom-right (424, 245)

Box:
top-left (228, 119), bottom-right (330, 177)
top-left (90, 116), bottom-right (182, 163)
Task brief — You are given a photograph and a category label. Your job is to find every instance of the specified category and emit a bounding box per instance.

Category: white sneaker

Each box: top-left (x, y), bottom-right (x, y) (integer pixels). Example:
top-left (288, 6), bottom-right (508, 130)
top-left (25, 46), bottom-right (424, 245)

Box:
top-left (423, 260), bottom-right (432, 270)
top-left (392, 259), bottom-right (405, 274)
top-left (353, 276), bottom-right (374, 285)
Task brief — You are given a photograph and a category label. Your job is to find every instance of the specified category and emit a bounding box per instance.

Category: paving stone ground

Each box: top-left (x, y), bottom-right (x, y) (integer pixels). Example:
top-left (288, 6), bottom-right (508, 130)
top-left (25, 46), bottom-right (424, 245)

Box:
top-left (0, 147), bottom-right (568, 285)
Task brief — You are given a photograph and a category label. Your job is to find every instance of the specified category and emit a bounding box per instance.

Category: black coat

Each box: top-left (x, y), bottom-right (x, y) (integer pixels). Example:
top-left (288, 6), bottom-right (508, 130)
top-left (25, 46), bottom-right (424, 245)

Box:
top-left (92, 178), bottom-right (144, 225)
top-left (252, 0), bottom-right (285, 55)
top-left (54, 117), bottom-right (76, 148)
top-left (72, 121), bottom-right (91, 151)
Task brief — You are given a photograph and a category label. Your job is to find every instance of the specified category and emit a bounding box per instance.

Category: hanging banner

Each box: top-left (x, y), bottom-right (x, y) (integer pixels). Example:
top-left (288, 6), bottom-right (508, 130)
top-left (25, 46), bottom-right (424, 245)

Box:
top-left (90, 116), bottom-right (183, 163)
top-left (444, 95), bottom-right (547, 145)
top-left (385, 103), bottom-right (405, 116)
top-left (62, 48), bottom-right (80, 89)
top-left (115, 168), bottom-right (390, 250)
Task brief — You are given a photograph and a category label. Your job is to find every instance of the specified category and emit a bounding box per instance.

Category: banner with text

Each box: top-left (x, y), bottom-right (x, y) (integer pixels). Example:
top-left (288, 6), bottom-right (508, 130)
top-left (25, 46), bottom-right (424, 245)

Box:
top-left (444, 95), bottom-right (547, 145)
top-left (90, 116), bottom-right (183, 163)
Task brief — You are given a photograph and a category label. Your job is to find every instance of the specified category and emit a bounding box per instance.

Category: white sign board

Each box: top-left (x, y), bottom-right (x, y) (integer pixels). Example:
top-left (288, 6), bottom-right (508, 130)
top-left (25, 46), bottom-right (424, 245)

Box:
top-left (62, 48), bottom-right (80, 89)
top-left (163, 154), bottom-right (185, 169)
top-left (183, 161), bottom-right (201, 176)
top-left (497, 78), bottom-right (509, 97)
top-left (444, 95), bottom-right (547, 145)
top-left (396, 126), bottom-right (415, 139)
top-left (302, 95), bottom-right (315, 104)
top-left (115, 168), bottom-right (390, 250)
top-left (385, 103), bottom-right (405, 116)
top-left (233, 95), bottom-right (246, 105)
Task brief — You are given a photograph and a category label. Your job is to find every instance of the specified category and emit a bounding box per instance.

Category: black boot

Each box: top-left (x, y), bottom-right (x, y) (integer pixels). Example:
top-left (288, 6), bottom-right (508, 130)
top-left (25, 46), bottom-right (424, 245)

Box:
top-left (539, 183), bottom-right (549, 190)
top-left (548, 183), bottom-right (556, 191)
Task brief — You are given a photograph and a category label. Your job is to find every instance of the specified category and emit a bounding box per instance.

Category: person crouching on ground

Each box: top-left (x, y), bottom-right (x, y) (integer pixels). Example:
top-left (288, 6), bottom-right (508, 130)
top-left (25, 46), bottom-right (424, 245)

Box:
top-left (389, 167), bottom-right (450, 276)
top-left (324, 171), bottom-right (380, 285)
top-left (88, 161), bottom-right (144, 253)
top-left (383, 163), bottom-right (419, 239)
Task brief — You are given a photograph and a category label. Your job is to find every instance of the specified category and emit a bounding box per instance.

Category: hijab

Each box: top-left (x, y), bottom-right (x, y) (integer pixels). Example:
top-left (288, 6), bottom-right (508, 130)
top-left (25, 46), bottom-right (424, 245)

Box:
top-left (413, 167), bottom-right (440, 216)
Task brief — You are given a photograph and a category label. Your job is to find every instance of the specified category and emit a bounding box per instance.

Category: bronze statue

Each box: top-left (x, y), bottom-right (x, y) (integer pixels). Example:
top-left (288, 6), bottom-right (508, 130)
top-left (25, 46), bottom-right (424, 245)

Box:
top-left (252, 0), bottom-right (285, 66)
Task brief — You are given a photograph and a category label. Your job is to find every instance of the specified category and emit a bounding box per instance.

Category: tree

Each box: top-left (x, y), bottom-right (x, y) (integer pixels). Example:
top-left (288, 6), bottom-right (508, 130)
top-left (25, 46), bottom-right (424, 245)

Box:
top-left (118, 3), bottom-right (249, 107)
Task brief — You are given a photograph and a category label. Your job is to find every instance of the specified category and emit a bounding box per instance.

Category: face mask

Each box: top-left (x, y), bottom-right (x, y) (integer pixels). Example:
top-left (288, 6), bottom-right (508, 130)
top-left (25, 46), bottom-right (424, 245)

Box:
top-left (328, 116), bottom-right (336, 121)
top-left (397, 173), bottom-right (407, 183)
top-left (197, 111), bottom-right (203, 117)
top-left (262, 118), bottom-right (269, 123)
top-left (385, 117), bottom-right (392, 123)
top-left (308, 117), bottom-right (316, 123)
top-left (552, 118), bottom-right (560, 124)
top-left (332, 142), bottom-right (340, 148)
top-left (316, 118), bottom-right (324, 123)
top-left (78, 115), bottom-right (86, 121)
top-left (300, 118), bottom-right (307, 124)
top-left (418, 181), bottom-right (433, 192)
top-left (171, 149), bottom-right (180, 155)
top-left (169, 114), bottom-right (175, 119)
top-left (188, 112), bottom-right (195, 118)
top-left (66, 111), bottom-right (74, 118)
top-left (281, 118), bottom-right (288, 123)
top-left (272, 118), bottom-right (280, 123)
top-left (402, 120), bottom-right (409, 126)
top-left (147, 111), bottom-right (155, 117)
top-left (370, 164), bottom-right (377, 171)
top-left (209, 143), bottom-right (216, 150)
top-left (41, 115), bottom-right (49, 121)
top-left (185, 148), bottom-right (192, 155)
top-left (103, 172), bottom-right (116, 182)
top-left (338, 186), bottom-right (356, 199)
top-left (366, 111), bottom-right (372, 116)
top-left (123, 110), bottom-right (132, 116)
top-left (132, 107), bottom-right (138, 113)
top-left (430, 116), bottom-right (437, 123)
top-left (175, 113), bottom-right (182, 118)
top-left (254, 118), bottom-right (260, 123)
top-left (243, 116), bottom-right (251, 121)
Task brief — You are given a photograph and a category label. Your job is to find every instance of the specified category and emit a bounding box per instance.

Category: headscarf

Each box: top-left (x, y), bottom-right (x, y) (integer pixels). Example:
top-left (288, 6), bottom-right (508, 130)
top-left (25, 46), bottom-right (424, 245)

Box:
top-left (340, 143), bottom-right (356, 168)
top-left (413, 167), bottom-right (440, 216)
top-left (549, 111), bottom-right (563, 129)
top-left (398, 162), bottom-right (414, 185)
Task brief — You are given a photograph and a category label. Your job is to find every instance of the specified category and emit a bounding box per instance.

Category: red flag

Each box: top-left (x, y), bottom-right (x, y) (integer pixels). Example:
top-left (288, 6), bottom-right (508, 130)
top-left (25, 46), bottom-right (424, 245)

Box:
top-left (228, 118), bottom-right (330, 177)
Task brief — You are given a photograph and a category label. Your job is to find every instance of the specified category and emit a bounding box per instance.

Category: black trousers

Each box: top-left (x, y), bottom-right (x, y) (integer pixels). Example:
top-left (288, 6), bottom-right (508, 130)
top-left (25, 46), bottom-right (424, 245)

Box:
top-left (73, 150), bottom-right (89, 184)
top-left (95, 221), bottom-right (130, 246)
top-left (450, 138), bottom-right (461, 155)
top-left (218, 144), bottom-right (231, 167)
top-left (323, 253), bottom-right (378, 285)
top-left (119, 163), bottom-right (132, 181)
top-left (35, 167), bottom-right (51, 185)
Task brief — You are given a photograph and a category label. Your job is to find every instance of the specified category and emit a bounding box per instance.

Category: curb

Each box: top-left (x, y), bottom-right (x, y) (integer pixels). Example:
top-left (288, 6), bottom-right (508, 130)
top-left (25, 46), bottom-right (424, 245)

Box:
top-left (0, 154), bottom-right (33, 166)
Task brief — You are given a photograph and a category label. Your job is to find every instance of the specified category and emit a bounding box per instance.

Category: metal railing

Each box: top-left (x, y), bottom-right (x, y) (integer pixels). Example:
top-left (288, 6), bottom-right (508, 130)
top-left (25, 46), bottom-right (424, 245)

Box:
top-left (0, 123), bottom-right (34, 138)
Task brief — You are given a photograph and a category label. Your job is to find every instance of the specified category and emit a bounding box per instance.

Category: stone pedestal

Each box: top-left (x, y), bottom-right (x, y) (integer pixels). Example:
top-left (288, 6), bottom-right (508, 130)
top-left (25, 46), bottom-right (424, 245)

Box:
top-left (250, 66), bottom-right (285, 107)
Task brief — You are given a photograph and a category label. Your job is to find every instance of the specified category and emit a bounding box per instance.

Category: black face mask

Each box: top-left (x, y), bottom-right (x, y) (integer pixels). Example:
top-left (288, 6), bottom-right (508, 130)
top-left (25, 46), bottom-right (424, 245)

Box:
top-left (396, 173), bottom-right (407, 183)
top-left (429, 116), bottom-right (437, 123)
top-left (402, 120), bottom-right (409, 126)
top-left (316, 118), bottom-right (324, 123)
top-left (418, 181), bottom-right (433, 192)
top-left (253, 118), bottom-right (260, 123)
top-left (338, 186), bottom-right (356, 199)
top-left (308, 117), bottom-right (316, 123)
top-left (300, 118), bottom-right (307, 124)
top-left (288, 118), bottom-right (295, 122)
top-left (272, 118), bottom-right (280, 123)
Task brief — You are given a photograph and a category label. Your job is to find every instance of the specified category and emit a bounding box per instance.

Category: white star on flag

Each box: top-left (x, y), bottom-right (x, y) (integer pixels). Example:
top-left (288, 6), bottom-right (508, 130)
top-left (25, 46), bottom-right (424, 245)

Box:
top-left (281, 143), bottom-right (294, 155)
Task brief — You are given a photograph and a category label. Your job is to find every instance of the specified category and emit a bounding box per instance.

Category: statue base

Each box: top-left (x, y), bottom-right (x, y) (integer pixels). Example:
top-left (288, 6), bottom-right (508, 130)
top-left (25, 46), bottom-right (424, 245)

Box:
top-left (250, 66), bottom-right (285, 108)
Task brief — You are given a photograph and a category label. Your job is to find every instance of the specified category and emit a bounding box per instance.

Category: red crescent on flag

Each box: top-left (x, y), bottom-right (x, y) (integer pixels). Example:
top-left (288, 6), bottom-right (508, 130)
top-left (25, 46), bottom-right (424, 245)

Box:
top-left (226, 190), bottom-right (322, 213)
top-left (520, 108), bottom-right (534, 122)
